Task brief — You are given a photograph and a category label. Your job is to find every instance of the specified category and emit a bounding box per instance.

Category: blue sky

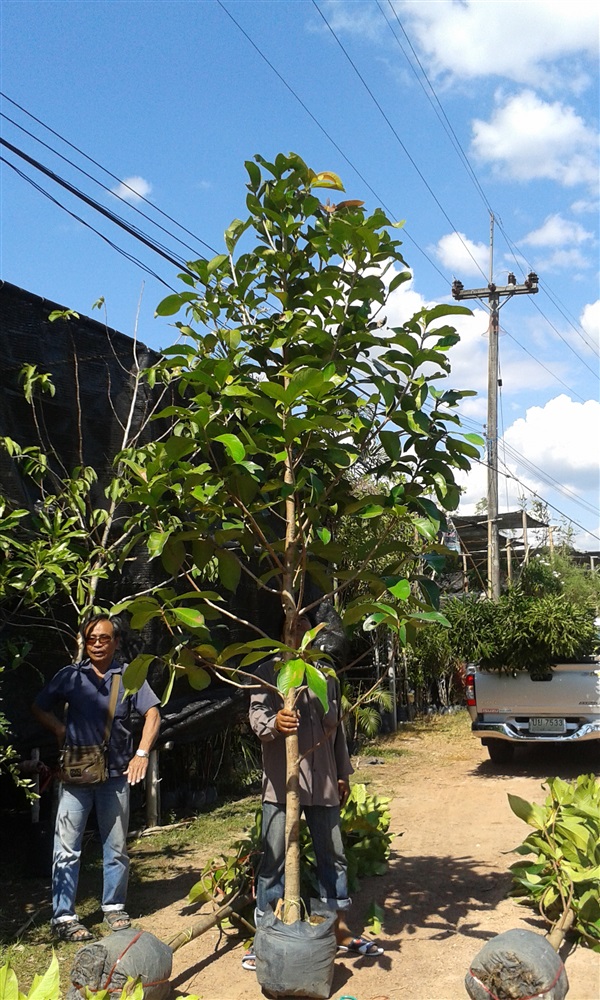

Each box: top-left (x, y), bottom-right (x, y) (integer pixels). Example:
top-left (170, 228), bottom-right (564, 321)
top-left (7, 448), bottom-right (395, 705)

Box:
top-left (1, 0), bottom-right (598, 550)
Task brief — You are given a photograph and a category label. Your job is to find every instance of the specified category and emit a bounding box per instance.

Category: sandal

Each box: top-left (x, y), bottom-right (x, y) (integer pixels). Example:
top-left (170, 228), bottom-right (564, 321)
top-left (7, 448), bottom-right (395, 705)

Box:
top-left (338, 936), bottom-right (383, 957)
top-left (54, 919), bottom-right (94, 943)
top-left (241, 949), bottom-right (256, 971)
top-left (103, 910), bottom-right (132, 932)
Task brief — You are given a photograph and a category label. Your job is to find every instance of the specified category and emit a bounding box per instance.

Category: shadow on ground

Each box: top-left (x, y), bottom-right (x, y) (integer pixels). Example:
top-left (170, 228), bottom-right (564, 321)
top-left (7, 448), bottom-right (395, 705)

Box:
top-left (469, 741), bottom-right (599, 781)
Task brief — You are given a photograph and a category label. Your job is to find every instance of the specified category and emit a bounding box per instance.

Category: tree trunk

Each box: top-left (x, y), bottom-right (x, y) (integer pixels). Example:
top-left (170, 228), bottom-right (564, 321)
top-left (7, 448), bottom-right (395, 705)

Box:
top-left (281, 689), bottom-right (302, 924)
top-left (546, 905), bottom-right (576, 951)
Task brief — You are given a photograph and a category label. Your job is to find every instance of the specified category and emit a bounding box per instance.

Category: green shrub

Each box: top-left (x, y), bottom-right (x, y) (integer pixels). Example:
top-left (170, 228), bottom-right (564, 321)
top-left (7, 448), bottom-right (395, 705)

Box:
top-left (509, 774), bottom-right (600, 952)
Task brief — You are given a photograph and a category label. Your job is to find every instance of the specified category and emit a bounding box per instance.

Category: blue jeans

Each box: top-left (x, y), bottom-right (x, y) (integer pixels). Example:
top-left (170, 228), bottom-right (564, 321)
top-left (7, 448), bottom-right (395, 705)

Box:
top-left (256, 801), bottom-right (350, 917)
top-left (52, 777), bottom-right (130, 922)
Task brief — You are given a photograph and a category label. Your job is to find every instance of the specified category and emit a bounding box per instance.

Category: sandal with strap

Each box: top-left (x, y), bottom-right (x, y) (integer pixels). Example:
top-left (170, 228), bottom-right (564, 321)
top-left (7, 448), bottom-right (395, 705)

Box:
top-left (337, 936), bottom-right (384, 957)
top-left (55, 919), bottom-right (94, 943)
top-left (103, 910), bottom-right (132, 931)
top-left (241, 949), bottom-right (256, 971)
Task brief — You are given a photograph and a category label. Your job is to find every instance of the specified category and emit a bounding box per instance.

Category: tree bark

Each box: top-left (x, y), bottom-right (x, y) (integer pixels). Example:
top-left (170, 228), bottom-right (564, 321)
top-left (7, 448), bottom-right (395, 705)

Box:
top-left (282, 689), bottom-right (302, 924)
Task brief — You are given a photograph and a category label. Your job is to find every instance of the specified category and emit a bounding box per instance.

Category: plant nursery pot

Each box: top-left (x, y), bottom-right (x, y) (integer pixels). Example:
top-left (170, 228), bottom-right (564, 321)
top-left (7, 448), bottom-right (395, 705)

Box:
top-left (254, 901), bottom-right (337, 999)
top-left (67, 929), bottom-right (173, 1000)
top-left (465, 928), bottom-right (569, 1000)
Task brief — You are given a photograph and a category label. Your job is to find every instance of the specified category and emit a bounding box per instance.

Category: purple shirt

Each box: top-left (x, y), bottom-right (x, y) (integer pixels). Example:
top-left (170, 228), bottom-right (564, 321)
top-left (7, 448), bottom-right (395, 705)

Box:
top-left (34, 659), bottom-right (160, 777)
top-left (249, 659), bottom-right (353, 807)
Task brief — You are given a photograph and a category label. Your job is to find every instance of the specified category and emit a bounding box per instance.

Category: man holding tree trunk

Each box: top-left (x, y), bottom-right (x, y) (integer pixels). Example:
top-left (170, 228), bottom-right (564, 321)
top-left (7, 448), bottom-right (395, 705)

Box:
top-left (244, 613), bottom-right (383, 969)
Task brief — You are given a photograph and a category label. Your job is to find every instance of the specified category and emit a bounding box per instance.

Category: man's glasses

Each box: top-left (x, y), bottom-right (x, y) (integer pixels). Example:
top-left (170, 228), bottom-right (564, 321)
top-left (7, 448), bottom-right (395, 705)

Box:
top-left (85, 635), bottom-right (113, 646)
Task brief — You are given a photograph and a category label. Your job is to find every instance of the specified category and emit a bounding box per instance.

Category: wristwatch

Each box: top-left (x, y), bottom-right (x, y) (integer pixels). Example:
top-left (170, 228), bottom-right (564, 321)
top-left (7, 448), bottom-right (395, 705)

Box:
top-left (135, 749), bottom-right (149, 758)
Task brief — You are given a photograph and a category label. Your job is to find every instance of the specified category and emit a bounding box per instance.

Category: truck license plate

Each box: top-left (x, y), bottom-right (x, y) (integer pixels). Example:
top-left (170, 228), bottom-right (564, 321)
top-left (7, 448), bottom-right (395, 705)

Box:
top-left (529, 717), bottom-right (566, 734)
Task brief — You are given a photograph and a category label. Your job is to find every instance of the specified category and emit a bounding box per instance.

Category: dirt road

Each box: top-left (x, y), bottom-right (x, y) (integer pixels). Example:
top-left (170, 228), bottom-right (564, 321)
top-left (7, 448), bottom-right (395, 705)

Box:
top-left (137, 712), bottom-right (599, 1000)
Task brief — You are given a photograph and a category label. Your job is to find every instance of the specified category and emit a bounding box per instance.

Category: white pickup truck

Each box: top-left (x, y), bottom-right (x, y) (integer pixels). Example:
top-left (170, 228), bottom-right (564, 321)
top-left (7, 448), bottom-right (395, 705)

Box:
top-left (465, 660), bottom-right (600, 763)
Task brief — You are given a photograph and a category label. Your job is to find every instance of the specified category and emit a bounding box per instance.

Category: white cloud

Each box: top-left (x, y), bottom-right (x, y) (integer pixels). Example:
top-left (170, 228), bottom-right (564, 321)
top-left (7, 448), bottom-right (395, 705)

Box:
top-left (471, 91), bottom-right (599, 189)
top-left (433, 232), bottom-right (488, 278)
top-left (531, 248), bottom-right (592, 274)
top-left (504, 395), bottom-right (600, 493)
top-left (580, 300), bottom-right (599, 342)
top-left (396, 0), bottom-right (598, 93)
top-left (521, 214), bottom-right (594, 247)
top-left (111, 176), bottom-right (152, 203)
top-left (571, 197), bottom-right (600, 215)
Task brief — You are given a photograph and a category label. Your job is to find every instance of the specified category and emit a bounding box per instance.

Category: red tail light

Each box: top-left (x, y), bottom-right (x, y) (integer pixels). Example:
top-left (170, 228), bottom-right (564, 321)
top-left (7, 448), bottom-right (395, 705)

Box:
top-left (465, 672), bottom-right (476, 707)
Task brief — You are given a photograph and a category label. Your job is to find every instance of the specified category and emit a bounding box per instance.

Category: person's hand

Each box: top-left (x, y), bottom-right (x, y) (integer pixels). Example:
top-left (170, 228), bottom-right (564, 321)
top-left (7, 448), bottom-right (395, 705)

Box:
top-left (125, 754), bottom-right (149, 785)
top-left (338, 778), bottom-right (350, 807)
top-left (275, 708), bottom-right (299, 735)
top-left (19, 759), bottom-right (50, 779)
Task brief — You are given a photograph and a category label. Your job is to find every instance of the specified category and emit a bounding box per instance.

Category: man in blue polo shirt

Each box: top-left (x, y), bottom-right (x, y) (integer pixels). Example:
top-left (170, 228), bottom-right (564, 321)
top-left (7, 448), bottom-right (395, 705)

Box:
top-left (32, 614), bottom-right (160, 942)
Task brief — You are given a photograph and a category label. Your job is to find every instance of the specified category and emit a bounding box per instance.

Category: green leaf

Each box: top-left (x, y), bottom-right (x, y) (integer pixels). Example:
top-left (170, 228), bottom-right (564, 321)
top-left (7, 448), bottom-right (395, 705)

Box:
top-left (185, 664), bottom-right (211, 691)
top-left (162, 536), bottom-right (186, 576)
top-left (277, 658), bottom-right (305, 694)
top-left (154, 292), bottom-right (196, 317)
top-left (25, 952), bottom-right (60, 1000)
top-left (217, 548), bottom-right (241, 591)
top-left (122, 654), bottom-right (155, 694)
top-left (508, 794), bottom-right (546, 830)
top-left (388, 578), bottom-right (410, 600)
top-left (0, 964), bottom-right (19, 1000)
top-left (172, 607), bottom-right (206, 631)
top-left (305, 662), bottom-right (329, 712)
top-left (214, 434), bottom-right (246, 463)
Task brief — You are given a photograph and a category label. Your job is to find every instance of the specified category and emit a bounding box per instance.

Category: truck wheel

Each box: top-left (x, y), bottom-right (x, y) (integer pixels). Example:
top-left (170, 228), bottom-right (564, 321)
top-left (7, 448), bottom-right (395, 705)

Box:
top-left (486, 740), bottom-right (515, 765)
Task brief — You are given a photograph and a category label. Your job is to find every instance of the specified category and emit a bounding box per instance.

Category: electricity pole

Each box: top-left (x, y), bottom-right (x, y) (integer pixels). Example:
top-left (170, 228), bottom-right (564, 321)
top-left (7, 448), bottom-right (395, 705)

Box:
top-left (452, 217), bottom-right (539, 600)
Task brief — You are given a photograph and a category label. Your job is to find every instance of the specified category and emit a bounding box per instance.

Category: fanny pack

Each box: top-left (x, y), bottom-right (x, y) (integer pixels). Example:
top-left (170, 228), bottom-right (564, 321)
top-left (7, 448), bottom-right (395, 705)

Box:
top-left (60, 673), bottom-right (120, 785)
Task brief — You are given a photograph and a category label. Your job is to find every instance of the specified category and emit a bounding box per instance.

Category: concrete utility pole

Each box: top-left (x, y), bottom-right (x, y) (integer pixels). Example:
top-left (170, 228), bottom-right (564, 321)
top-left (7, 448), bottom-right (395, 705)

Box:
top-left (452, 217), bottom-right (539, 600)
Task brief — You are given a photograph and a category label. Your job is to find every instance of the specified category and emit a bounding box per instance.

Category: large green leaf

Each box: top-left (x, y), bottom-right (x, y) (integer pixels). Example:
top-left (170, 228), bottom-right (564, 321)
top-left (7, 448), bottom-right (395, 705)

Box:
top-left (277, 658), bottom-right (306, 694)
top-left (172, 607), bottom-right (206, 631)
top-left (214, 434), bottom-right (246, 463)
top-left (305, 662), bottom-right (329, 712)
top-left (508, 794), bottom-right (546, 830)
top-left (122, 654), bottom-right (155, 694)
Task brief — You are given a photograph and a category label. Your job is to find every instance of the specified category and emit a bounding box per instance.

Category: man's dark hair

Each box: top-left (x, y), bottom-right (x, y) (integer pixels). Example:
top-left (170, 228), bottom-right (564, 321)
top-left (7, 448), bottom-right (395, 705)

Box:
top-left (80, 613), bottom-right (122, 642)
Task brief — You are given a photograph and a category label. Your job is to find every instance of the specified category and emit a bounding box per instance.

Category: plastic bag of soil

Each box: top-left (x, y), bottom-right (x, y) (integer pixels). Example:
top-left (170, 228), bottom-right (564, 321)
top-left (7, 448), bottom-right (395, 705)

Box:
top-left (465, 928), bottom-right (568, 1000)
top-left (254, 901), bottom-right (337, 999)
top-left (67, 928), bottom-right (172, 1000)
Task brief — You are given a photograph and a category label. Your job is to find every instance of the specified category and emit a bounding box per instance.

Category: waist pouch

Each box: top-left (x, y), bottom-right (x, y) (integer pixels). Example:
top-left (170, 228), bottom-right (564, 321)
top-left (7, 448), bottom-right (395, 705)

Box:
top-left (60, 743), bottom-right (108, 785)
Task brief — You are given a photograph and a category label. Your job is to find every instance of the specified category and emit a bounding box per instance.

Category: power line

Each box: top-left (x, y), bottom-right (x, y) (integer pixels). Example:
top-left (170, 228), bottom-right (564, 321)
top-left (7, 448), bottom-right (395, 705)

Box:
top-left (1, 155), bottom-right (175, 291)
top-left (470, 453), bottom-right (599, 543)
top-left (1, 136), bottom-right (195, 277)
top-left (495, 220), bottom-right (599, 359)
top-left (0, 91), bottom-right (218, 259)
top-left (364, 14), bottom-right (598, 372)
top-left (377, 0), bottom-right (494, 218)
top-left (502, 327), bottom-right (587, 403)
top-left (215, 0), bottom-right (450, 285)
top-left (312, 0), bottom-right (489, 284)
top-left (1, 109), bottom-right (211, 262)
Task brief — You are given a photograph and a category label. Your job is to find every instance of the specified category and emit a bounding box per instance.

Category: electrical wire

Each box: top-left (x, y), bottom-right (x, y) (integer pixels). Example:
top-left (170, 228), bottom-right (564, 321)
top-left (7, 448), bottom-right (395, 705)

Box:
top-left (469, 453), bottom-right (599, 543)
top-left (1, 155), bottom-right (175, 291)
top-left (366, 11), bottom-right (599, 372)
top-left (495, 220), bottom-right (599, 359)
top-left (1, 137), bottom-right (195, 277)
top-left (215, 0), bottom-right (450, 285)
top-left (1, 109), bottom-right (211, 263)
top-left (311, 0), bottom-right (489, 284)
top-left (0, 91), bottom-right (218, 259)
top-left (378, 0), bottom-right (494, 218)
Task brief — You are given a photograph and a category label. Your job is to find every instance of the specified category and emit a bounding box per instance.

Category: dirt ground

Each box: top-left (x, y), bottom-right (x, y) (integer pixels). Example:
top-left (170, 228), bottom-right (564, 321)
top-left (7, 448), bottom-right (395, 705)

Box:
top-left (133, 714), bottom-right (599, 1000)
top-left (3, 714), bottom-right (598, 999)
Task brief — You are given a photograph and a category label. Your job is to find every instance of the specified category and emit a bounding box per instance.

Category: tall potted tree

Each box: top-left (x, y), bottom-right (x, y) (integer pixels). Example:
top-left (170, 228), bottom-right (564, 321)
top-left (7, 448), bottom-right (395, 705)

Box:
top-left (115, 152), bottom-right (480, 994)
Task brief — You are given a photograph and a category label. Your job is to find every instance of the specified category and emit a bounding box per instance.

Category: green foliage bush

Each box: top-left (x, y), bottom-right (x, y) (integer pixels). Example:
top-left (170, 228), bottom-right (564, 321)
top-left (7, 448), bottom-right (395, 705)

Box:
top-left (509, 774), bottom-right (600, 952)
top-left (188, 782), bottom-right (393, 916)
top-left (442, 588), bottom-right (597, 676)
